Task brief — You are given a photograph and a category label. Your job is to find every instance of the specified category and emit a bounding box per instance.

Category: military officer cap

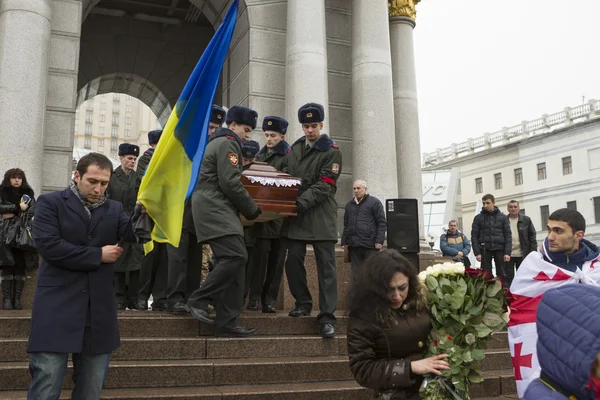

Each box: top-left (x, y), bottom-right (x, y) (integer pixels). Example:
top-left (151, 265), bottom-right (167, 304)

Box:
top-left (148, 129), bottom-right (162, 145)
top-left (226, 105), bottom-right (258, 130)
top-left (298, 102), bottom-right (325, 124)
top-left (262, 116), bottom-right (288, 134)
top-left (211, 104), bottom-right (226, 125)
top-left (242, 140), bottom-right (260, 159)
top-left (118, 143), bottom-right (140, 157)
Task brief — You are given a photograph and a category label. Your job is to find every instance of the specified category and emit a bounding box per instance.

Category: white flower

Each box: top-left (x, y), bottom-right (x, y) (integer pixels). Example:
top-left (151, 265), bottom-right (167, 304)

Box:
top-left (418, 271), bottom-right (428, 282)
top-left (440, 263), bottom-right (455, 275)
top-left (453, 263), bottom-right (466, 275)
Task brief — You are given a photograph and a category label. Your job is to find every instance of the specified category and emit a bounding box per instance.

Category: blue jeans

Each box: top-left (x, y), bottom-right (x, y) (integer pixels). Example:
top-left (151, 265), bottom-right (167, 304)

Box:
top-left (28, 351), bottom-right (111, 400)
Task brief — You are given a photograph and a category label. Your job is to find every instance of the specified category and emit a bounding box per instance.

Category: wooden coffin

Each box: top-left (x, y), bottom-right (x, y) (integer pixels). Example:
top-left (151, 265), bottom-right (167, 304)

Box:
top-left (240, 161), bottom-right (300, 225)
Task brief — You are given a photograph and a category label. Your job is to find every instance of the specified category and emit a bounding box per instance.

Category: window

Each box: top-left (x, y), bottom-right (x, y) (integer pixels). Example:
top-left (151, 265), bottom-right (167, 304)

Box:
top-left (514, 168), bottom-right (523, 186)
top-left (113, 93), bottom-right (120, 101)
top-left (595, 197), bottom-right (600, 223)
top-left (537, 162), bottom-right (546, 180)
top-left (111, 140), bottom-right (117, 150)
top-left (86, 111), bottom-right (93, 123)
top-left (540, 205), bottom-right (550, 229)
top-left (85, 125), bottom-right (92, 135)
top-left (125, 117), bottom-right (131, 125)
top-left (111, 127), bottom-right (118, 137)
top-left (475, 177), bottom-right (483, 194)
top-left (562, 156), bottom-right (572, 175)
top-left (126, 105), bottom-right (132, 113)
top-left (567, 201), bottom-right (577, 211)
top-left (98, 127), bottom-right (105, 136)
top-left (98, 139), bottom-right (104, 147)
top-left (124, 129), bottom-right (131, 138)
top-left (99, 114), bottom-right (105, 122)
top-left (113, 105), bottom-right (120, 113)
top-left (84, 138), bottom-right (91, 149)
top-left (494, 173), bottom-right (502, 190)
top-left (112, 116), bottom-right (119, 125)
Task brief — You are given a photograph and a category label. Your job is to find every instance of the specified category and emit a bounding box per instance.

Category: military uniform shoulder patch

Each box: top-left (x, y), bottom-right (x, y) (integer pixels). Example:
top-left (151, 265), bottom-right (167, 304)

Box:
top-left (287, 147), bottom-right (292, 153)
top-left (332, 143), bottom-right (339, 149)
top-left (332, 163), bottom-right (340, 174)
top-left (228, 153), bottom-right (239, 165)
top-left (226, 135), bottom-right (235, 140)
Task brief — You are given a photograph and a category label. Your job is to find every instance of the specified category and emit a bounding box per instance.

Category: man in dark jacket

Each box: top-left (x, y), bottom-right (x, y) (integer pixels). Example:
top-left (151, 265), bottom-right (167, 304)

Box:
top-left (246, 116), bottom-right (290, 313)
top-left (471, 193), bottom-right (511, 282)
top-left (185, 106), bottom-right (262, 337)
top-left (136, 129), bottom-right (161, 175)
top-left (341, 179), bottom-right (386, 278)
top-left (28, 153), bottom-right (135, 398)
top-left (506, 200), bottom-right (537, 286)
top-left (281, 103), bottom-right (342, 339)
top-left (440, 220), bottom-right (471, 266)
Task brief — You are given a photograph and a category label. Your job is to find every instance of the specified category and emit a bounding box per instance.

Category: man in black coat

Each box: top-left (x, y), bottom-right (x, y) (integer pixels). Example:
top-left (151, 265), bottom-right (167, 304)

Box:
top-left (28, 153), bottom-right (135, 399)
top-left (505, 200), bottom-right (537, 286)
top-left (341, 179), bottom-right (386, 278)
top-left (471, 193), bottom-right (512, 283)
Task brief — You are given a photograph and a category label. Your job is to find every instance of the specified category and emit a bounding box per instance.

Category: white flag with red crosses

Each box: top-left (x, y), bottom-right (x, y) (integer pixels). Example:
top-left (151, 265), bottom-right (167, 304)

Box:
top-left (508, 244), bottom-right (600, 397)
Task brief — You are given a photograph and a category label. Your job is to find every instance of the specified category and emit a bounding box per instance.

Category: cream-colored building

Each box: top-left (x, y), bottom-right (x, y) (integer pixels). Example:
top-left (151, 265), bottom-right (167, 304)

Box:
top-left (73, 94), bottom-right (162, 159)
top-left (423, 101), bottom-right (600, 245)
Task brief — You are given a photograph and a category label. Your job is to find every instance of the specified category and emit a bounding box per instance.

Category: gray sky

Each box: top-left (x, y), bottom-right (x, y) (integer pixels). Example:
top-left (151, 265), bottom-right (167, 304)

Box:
top-left (414, 0), bottom-right (600, 155)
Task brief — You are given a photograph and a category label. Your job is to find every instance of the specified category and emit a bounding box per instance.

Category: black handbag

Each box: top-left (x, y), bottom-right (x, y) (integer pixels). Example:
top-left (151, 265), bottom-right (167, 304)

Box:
top-left (4, 217), bottom-right (19, 249)
top-left (16, 216), bottom-right (36, 253)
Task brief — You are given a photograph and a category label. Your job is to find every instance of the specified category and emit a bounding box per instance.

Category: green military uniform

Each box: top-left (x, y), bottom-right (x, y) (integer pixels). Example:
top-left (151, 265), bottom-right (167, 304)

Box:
top-left (281, 133), bottom-right (342, 326)
top-left (136, 147), bottom-right (154, 176)
top-left (188, 127), bottom-right (260, 330)
top-left (107, 165), bottom-right (143, 308)
top-left (247, 140), bottom-right (290, 310)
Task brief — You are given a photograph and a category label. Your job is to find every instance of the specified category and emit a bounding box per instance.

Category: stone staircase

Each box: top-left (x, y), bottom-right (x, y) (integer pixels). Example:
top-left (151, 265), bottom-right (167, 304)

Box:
top-left (0, 310), bottom-right (516, 399)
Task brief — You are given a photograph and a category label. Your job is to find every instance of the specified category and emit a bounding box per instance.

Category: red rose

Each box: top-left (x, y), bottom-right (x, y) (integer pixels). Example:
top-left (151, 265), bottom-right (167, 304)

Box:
top-left (447, 335), bottom-right (452, 341)
top-left (434, 340), bottom-right (438, 346)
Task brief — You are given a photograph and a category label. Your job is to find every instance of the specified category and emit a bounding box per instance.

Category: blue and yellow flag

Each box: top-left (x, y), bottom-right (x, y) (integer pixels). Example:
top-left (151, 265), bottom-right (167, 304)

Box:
top-left (138, 0), bottom-right (240, 250)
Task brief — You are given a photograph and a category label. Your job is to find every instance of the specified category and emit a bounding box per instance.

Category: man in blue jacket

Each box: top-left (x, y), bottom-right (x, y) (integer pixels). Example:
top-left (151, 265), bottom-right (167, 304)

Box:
top-left (28, 153), bottom-right (136, 399)
top-left (440, 220), bottom-right (471, 266)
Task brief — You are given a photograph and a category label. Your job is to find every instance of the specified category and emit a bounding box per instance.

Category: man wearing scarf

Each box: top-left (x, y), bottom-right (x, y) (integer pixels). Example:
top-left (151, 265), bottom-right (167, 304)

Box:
top-left (28, 152), bottom-right (136, 399)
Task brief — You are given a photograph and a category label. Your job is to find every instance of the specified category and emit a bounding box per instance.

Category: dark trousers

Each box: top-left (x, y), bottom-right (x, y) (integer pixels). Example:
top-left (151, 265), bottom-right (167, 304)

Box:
top-left (349, 247), bottom-right (379, 279)
top-left (481, 249), bottom-right (507, 283)
top-left (243, 245), bottom-right (254, 301)
top-left (166, 230), bottom-right (203, 304)
top-left (138, 242), bottom-right (168, 303)
top-left (114, 270), bottom-right (140, 305)
top-left (247, 238), bottom-right (286, 306)
top-left (505, 256), bottom-right (524, 288)
top-left (187, 235), bottom-right (247, 330)
top-left (284, 239), bottom-right (337, 325)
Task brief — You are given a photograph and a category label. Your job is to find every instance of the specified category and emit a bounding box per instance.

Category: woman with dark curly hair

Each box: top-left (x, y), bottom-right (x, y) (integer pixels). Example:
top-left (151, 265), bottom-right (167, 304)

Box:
top-left (0, 168), bottom-right (37, 310)
top-left (347, 249), bottom-right (450, 399)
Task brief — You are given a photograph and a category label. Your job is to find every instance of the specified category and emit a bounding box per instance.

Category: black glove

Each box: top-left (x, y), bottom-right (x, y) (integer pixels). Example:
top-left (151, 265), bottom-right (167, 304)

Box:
top-left (246, 208), bottom-right (263, 221)
top-left (294, 202), bottom-right (304, 215)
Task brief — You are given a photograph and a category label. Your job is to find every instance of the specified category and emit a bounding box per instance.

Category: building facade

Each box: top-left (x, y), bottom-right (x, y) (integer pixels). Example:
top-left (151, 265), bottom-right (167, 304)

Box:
top-left (73, 93), bottom-right (161, 159)
top-left (424, 102), bottom-right (600, 246)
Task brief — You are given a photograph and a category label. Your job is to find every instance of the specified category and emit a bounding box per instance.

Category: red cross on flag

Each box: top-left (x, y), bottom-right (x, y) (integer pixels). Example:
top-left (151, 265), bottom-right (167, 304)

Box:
top-left (508, 245), bottom-right (600, 397)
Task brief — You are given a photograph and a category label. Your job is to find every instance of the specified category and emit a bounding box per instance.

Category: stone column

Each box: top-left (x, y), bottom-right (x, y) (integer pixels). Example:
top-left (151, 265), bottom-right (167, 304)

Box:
top-left (389, 0), bottom-right (428, 245)
top-left (351, 0), bottom-right (398, 201)
top-left (285, 0), bottom-right (329, 141)
top-left (0, 0), bottom-right (52, 193)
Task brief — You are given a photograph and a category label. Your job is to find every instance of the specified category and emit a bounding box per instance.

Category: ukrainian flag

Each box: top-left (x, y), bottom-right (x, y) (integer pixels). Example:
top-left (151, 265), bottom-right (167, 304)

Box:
top-left (138, 0), bottom-right (240, 250)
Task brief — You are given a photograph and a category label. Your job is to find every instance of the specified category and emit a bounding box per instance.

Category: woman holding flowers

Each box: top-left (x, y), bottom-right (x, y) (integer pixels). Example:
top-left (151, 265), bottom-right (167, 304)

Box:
top-left (347, 249), bottom-right (450, 399)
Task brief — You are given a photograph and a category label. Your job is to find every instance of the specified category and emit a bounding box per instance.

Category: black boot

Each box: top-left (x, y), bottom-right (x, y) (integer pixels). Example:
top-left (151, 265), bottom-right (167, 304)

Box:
top-left (1, 279), bottom-right (13, 310)
top-left (13, 277), bottom-right (24, 310)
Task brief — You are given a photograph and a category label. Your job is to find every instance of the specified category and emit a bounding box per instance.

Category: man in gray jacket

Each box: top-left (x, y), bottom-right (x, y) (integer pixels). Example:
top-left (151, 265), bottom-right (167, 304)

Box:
top-left (341, 180), bottom-right (386, 278)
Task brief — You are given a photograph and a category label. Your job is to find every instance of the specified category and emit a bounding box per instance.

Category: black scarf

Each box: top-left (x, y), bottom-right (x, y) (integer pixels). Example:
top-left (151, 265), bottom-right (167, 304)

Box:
top-left (69, 179), bottom-right (108, 218)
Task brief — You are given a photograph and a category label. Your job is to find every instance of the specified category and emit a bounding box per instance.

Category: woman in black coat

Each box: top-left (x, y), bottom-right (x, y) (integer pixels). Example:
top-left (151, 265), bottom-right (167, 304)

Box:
top-left (0, 168), bottom-right (36, 310)
top-left (347, 250), bottom-right (450, 399)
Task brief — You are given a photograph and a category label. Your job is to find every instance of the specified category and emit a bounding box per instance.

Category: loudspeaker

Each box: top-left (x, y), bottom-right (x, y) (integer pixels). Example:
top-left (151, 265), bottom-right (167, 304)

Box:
top-left (386, 198), bottom-right (419, 254)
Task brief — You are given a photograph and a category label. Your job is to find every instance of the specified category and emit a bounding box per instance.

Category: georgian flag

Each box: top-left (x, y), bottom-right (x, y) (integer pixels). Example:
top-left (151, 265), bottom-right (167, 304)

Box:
top-left (508, 243), bottom-right (600, 397)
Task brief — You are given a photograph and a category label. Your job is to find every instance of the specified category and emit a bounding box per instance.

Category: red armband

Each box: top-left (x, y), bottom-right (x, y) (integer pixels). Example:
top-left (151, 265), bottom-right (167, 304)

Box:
top-left (321, 176), bottom-right (335, 185)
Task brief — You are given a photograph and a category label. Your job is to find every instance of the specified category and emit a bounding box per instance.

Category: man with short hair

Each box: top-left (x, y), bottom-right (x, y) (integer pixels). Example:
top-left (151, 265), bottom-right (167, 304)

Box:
top-left (186, 106), bottom-right (262, 337)
top-left (281, 102), bottom-right (342, 339)
top-left (471, 194), bottom-right (511, 281)
top-left (108, 143), bottom-right (143, 310)
top-left (505, 200), bottom-right (537, 287)
top-left (440, 220), bottom-right (471, 267)
top-left (28, 153), bottom-right (136, 398)
top-left (508, 208), bottom-right (600, 396)
top-left (341, 180), bottom-right (386, 278)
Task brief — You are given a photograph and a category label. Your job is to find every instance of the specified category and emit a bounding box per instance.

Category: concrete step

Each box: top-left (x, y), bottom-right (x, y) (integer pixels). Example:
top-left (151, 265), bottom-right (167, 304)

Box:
top-left (0, 380), bottom-right (371, 399)
top-left (0, 310), bottom-right (349, 338)
top-left (0, 356), bottom-right (354, 391)
top-left (470, 370), bottom-right (517, 398)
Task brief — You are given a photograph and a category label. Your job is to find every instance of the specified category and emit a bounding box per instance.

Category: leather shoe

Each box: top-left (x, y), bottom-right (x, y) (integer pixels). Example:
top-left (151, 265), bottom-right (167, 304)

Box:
top-left (320, 323), bottom-right (335, 339)
top-left (262, 304), bottom-right (276, 313)
top-left (288, 307), bottom-right (311, 317)
top-left (184, 304), bottom-right (214, 325)
top-left (151, 301), bottom-right (169, 311)
top-left (133, 300), bottom-right (148, 311)
top-left (116, 302), bottom-right (127, 311)
top-left (247, 300), bottom-right (259, 311)
top-left (215, 325), bottom-right (256, 337)
top-left (169, 301), bottom-right (188, 313)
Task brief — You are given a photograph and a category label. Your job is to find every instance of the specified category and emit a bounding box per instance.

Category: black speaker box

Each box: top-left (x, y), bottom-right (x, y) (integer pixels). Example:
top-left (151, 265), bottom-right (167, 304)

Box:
top-left (386, 198), bottom-right (419, 254)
